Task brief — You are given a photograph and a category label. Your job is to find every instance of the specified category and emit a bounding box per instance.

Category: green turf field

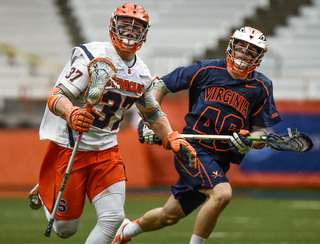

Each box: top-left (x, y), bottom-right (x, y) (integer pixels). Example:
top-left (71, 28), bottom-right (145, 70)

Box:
top-left (1, 190), bottom-right (320, 244)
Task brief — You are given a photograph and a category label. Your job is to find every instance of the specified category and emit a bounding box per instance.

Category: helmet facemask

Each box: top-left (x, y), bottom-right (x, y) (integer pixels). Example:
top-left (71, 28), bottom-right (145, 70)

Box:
top-left (110, 16), bottom-right (149, 51)
top-left (226, 26), bottom-right (267, 76)
top-left (228, 39), bottom-right (264, 72)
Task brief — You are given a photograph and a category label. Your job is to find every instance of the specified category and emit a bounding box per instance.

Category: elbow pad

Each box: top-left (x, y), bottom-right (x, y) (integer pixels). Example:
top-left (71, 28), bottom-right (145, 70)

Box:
top-left (139, 105), bottom-right (166, 127)
top-left (153, 76), bottom-right (170, 95)
top-left (48, 87), bottom-right (66, 116)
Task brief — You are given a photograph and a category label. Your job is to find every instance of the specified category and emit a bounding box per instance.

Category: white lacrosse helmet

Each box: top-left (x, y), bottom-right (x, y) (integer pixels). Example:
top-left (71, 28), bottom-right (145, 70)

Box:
top-left (226, 26), bottom-right (267, 75)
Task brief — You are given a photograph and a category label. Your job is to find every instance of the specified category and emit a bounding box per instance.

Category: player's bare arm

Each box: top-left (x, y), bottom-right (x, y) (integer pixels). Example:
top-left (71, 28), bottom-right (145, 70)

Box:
top-left (50, 96), bottom-right (73, 119)
top-left (153, 89), bottom-right (165, 105)
top-left (136, 102), bottom-right (197, 169)
top-left (135, 103), bottom-right (172, 140)
top-left (251, 126), bottom-right (267, 149)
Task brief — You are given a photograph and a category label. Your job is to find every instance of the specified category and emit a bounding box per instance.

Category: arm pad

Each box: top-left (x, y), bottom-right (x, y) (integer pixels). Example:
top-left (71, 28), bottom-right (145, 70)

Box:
top-left (139, 105), bottom-right (166, 127)
top-left (48, 87), bottom-right (65, 116)
top-left (153, 76), bottom-right (171, 95)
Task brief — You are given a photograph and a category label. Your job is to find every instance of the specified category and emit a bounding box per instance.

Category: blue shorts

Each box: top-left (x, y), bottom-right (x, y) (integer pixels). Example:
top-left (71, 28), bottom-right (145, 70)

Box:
top-left (171, 143), bottom-right (230, 215)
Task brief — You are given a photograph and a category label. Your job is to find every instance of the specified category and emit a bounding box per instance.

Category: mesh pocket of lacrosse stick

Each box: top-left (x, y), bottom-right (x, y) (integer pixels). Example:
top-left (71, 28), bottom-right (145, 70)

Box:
top-left (261, 131), bottom-right (313, 153)
top-left (84, 57), bottom-right (117, 106)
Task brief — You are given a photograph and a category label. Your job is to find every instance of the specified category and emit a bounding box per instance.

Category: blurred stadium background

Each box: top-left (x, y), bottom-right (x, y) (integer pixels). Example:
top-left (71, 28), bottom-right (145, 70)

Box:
top-left (0, 0), bottom-right (319, 196)
top-left (1, 0), bottom-right (320, 126)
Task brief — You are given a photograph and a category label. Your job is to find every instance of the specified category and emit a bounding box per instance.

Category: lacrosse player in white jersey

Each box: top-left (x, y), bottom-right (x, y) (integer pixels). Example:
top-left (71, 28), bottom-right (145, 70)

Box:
top-left (28, 3), bottom-right (196, 243)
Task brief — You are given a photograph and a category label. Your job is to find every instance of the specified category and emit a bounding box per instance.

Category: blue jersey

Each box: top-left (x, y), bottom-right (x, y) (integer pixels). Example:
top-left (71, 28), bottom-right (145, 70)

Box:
top-left (161, 59), bottom-right (282, 164)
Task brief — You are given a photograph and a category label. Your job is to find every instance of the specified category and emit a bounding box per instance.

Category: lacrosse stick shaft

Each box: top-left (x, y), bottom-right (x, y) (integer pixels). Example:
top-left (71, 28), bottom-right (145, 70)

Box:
top-left (180, 134), bottom-right (230, 140)
top-left (44, 132), bottom-right (83, 237)
top-left (44, 106), bottom-right (94, 237)
top-left (180, 134), bottom-right (262, 141)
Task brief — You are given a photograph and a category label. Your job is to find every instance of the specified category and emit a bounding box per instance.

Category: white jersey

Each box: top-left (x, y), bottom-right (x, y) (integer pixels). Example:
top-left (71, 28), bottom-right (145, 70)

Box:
top-left (40, 42), bottom-right (156, 151)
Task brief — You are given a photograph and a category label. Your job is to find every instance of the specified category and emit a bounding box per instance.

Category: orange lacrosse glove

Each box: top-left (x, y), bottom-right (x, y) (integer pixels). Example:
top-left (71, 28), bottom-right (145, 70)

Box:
top-left (162, 131), bottom-right (197, 169)
top-left (239, 129), bottom-right (251, 136)
top-left (66, 106), bottom-right (95, 132)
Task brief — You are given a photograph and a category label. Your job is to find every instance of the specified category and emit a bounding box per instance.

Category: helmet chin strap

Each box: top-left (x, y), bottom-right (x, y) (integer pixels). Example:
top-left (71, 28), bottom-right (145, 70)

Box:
top-left (227, 65), bottom-right (249, 80)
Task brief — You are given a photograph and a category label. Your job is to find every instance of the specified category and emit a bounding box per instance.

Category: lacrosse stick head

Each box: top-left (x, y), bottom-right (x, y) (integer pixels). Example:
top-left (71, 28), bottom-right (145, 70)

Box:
top-left (264, 131), bottom-right (313, 153)
top-left (84, 57), bottom-right (117, 106)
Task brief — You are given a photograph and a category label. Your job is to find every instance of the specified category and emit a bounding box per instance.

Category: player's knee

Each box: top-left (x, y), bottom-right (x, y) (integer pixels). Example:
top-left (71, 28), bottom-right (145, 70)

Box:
top-left (164, 215), bottom-right (180, 226)
top-left (220, 191), bottom-right (232, 207)
top-left (214, 186), bottom-right (232, 208)
top-left (205, 184), bottom-right (232, 211)
top-left (160, 210), bottom-right (182, 226)
top-left (98, 208), bottom-right (125, 232)
top-left (92, 190), bottom-right (126, 239)
top-left (55, 220), bottom-right (79, 239)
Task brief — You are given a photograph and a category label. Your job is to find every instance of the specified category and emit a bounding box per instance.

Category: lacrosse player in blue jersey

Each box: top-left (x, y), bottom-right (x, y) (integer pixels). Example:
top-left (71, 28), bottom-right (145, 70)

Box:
top-left (113, 26), bottom-right (282, 244)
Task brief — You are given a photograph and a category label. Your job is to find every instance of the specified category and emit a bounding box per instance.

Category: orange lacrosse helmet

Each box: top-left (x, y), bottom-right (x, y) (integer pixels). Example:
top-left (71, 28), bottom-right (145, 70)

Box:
top-left (109, 3), bottom-right (150, 52)
top-left (226, 26), bottom-right (267, 76)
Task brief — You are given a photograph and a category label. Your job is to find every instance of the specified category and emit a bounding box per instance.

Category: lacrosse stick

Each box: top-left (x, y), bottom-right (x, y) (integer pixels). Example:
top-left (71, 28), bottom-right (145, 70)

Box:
top-left (181, 128), bottom-right (313, 153)
top-left (44, 57), bottom-right (117, 237)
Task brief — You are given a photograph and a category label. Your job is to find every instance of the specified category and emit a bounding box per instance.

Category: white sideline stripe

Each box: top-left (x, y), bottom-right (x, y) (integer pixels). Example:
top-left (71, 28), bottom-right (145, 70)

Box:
top-left (221, 216), bottom-right (252, 223)
top-left (211, 232), bottom-right (242, 238)
top-left (171, 231), bottom-right (243, 238)
top-left (290, 200), bottom-right (320, 210)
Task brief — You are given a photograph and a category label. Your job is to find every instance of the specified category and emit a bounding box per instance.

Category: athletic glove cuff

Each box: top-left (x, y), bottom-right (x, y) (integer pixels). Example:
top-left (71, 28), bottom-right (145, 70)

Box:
top-left (163, 131), bottom-right (198, 169)
top-left (66, 106), bottom-right (94, 132)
